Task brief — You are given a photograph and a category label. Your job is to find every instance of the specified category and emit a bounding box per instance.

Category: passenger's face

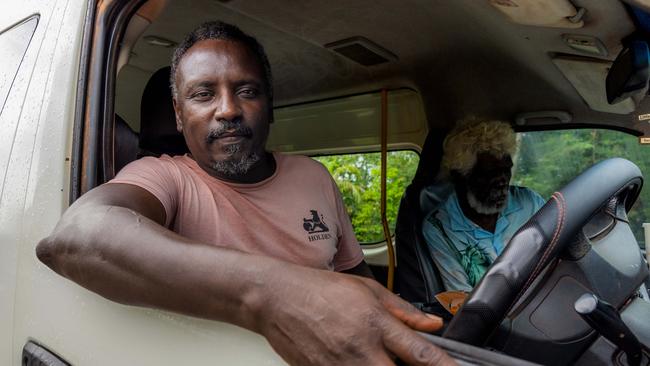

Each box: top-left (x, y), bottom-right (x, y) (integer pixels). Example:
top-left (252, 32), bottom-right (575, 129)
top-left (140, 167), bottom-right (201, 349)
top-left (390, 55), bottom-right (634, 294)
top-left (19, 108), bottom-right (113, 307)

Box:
top-left (465, 153), bottom-right (513, 214)
top-left (173, 39), bottom-right (270, 178)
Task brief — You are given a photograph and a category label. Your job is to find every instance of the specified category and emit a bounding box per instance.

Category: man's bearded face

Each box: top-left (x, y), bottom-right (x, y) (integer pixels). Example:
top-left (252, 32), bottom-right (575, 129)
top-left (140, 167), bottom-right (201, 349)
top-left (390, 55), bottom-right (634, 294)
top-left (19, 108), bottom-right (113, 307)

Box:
top-left (464, 153), bottom-right (513, 215)
top-left (173, 39), bottom-right (271, 179)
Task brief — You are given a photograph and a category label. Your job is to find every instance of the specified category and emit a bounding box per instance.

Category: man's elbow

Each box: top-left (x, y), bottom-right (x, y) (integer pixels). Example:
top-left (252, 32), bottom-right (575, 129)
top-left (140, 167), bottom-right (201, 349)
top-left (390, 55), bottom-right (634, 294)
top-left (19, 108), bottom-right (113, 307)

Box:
top-left (36, 235), bottom-right (65, 273)
top-left (36, 219), bottom-right (88, 275)
top-left (36, 200), bottom-right (109, 274)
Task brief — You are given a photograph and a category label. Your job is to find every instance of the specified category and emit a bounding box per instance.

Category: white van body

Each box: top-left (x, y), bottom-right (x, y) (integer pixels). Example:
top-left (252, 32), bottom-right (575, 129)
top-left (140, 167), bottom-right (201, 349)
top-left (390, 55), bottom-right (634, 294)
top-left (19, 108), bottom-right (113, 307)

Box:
top-left (0, 1), bottom-right (286, 364)
top-left (3, 1), bottom-right (649, 365)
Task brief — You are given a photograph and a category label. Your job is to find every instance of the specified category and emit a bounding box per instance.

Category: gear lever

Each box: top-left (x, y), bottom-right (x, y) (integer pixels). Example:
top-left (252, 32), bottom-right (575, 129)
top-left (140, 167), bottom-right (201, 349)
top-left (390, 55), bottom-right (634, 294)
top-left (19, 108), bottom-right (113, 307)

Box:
top-left (574, 293), bottom-right (643, 366)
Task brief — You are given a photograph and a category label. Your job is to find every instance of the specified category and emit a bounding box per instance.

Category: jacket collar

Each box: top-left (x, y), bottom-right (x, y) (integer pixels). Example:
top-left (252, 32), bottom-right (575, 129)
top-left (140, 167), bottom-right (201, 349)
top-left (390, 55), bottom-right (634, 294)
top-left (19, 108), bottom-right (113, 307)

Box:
top-left (445, 187), bottom-right (522, 237)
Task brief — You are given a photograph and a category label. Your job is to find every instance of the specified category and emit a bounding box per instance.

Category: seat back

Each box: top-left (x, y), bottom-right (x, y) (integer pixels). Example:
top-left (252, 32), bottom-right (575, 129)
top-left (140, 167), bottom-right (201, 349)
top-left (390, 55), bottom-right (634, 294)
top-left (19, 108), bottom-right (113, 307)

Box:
top-left (139, 66), bottom-right (189, 156)
top-left (394, 129), bottom-right (448, 303)
top-left (113, 114), bottom-right (139, 173)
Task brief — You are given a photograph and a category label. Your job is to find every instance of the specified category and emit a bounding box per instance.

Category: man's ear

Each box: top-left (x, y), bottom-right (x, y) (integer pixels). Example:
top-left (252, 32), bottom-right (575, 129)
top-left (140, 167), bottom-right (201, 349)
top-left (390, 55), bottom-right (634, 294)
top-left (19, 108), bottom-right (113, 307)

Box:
top-left (172, 98), bottom-right (183, 133)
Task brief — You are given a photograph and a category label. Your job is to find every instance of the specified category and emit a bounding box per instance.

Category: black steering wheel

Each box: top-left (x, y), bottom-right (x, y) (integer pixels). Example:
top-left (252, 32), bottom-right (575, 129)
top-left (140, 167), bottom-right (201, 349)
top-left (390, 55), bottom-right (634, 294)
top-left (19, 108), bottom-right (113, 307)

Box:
top-left (442, 158), bottom-right (643, 345)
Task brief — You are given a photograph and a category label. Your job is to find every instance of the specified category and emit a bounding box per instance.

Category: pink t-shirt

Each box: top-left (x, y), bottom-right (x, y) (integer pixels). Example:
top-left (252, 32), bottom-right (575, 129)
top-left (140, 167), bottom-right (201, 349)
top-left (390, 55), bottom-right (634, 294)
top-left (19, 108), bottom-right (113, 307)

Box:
top-left (109, 153), bottom-right (364, 271)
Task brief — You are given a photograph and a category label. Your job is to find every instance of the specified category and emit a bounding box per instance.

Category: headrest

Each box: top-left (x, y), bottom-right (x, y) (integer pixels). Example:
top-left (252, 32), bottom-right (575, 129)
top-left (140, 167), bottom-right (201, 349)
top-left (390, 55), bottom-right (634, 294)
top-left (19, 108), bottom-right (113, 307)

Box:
top-left (413, 129), bottom-right (447, 188)
top-left (114, 114), bottom-right (139, 173)
top-left (139, 66), bottom-right (189, 156)
top-left (416, 129), bottom-right (452, 215)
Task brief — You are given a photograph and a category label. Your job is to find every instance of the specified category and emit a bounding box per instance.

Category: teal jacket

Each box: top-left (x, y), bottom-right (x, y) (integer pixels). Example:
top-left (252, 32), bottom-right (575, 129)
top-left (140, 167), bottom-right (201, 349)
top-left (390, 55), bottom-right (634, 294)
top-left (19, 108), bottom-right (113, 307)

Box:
top-left (422, 186), bottom-right (545, 292)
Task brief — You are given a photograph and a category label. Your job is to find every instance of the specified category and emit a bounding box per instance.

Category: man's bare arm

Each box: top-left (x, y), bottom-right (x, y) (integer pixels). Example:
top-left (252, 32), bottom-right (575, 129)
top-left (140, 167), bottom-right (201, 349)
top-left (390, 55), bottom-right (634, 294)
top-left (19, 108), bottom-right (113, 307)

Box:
top-left (36, 183), bottom-right (455, 366)
top-left (36, 183), bottom-right (273, 329)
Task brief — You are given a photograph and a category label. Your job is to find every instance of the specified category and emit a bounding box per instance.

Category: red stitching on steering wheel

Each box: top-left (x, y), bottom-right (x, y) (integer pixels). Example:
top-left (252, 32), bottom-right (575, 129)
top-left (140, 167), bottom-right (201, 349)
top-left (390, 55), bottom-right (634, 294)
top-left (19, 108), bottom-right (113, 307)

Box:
top-left (507, 192), bottom-right (566, 314)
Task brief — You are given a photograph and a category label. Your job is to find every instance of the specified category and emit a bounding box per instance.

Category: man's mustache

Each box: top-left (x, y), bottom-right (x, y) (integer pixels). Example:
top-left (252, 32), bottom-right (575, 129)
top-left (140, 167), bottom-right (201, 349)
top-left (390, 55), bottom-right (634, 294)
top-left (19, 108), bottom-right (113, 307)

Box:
top-left (205, 120), bottom-right (253, 143)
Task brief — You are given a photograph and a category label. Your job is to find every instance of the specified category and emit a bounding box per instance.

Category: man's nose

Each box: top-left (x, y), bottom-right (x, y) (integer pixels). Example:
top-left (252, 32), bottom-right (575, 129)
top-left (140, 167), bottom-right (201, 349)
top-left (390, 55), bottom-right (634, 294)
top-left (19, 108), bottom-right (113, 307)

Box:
top-left (214, 93), bottom-right (242, 122)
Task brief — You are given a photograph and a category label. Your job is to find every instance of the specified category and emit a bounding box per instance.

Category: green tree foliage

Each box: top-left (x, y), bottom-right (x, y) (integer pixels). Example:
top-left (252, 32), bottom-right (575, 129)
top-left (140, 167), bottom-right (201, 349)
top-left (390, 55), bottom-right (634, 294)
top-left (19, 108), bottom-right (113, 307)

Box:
top-left (315, 151), bottom-right (419, 243)
top-left (513, 129), bottom-right (650, 247)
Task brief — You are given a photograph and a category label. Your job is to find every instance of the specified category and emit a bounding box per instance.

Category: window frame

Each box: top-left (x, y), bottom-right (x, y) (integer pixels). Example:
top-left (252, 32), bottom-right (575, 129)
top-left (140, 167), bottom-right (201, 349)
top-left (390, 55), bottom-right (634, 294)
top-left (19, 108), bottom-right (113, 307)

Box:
top-left (70, 0), bottom-right (145, 203)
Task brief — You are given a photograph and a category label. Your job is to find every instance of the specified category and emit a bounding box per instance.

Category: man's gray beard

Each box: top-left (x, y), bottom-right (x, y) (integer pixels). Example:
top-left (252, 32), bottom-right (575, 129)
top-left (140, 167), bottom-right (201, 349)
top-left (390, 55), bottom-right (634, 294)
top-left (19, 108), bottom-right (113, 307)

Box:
top-left (212, 144), bottom-right (261, 176)
top-left (466, 189), bottom-right (507, 215)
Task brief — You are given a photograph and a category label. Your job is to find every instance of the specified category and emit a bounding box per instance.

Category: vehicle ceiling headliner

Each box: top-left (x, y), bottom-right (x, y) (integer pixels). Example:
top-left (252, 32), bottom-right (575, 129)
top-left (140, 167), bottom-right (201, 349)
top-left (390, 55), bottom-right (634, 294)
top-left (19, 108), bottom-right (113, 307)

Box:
top-left (117, 0), bottom-right (650, 134)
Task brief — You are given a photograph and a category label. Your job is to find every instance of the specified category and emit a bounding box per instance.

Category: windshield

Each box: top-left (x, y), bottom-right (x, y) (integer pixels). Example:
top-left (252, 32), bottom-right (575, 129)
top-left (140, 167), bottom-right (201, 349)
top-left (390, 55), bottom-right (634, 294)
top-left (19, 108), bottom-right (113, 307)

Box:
top-left (512, 128), bottom-right (650, 248)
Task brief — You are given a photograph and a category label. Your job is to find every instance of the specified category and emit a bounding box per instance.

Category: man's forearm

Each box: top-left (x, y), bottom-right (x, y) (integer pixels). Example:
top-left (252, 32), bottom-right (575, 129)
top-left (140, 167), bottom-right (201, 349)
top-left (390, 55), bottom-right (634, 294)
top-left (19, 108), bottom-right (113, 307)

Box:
top-left (37, 202), bottom-right (281, 333)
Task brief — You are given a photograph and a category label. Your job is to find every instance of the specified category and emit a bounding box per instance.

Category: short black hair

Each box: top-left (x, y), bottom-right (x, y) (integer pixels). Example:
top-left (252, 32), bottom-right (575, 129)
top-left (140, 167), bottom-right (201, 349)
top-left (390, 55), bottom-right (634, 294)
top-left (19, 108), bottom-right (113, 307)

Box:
top-left (169, 21), bottom-right (273, 102)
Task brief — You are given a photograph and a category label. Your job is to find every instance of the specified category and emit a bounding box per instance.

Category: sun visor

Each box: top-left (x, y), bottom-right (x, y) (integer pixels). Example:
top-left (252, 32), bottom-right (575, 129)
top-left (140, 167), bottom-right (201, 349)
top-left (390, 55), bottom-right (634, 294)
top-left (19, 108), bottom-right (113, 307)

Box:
top-left (553, 56), bottom-right (636, 114)
top-left (489, 0), bottom-right (584, 28)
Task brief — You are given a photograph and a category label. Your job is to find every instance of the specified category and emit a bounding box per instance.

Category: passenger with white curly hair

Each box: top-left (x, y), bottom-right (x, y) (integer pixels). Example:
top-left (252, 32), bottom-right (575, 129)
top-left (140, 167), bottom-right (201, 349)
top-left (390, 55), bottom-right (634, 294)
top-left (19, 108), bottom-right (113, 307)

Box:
top-left (422, 119), bottom-right (545, 292)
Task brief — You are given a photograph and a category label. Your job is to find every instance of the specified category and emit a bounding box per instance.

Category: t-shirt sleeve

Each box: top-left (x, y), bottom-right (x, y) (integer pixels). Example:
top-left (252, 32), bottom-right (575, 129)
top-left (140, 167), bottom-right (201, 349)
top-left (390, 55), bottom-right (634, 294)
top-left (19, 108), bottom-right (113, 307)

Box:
top-left (107, 157), bottom-right (179, 228)
top-left (422, 213), bottom-right (473, 292)
top-left (328, 175), bottom-right (365, 272)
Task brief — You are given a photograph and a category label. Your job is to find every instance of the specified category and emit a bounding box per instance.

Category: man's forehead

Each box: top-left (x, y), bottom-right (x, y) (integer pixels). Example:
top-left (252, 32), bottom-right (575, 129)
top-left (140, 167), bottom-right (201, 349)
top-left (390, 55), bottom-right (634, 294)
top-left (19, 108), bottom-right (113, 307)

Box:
top-left (475, 152), bottom-right (512, 167)
top-left (176, 39), bottom-right (263, 81)
top-left (180, 40), bottom-right (236, 65)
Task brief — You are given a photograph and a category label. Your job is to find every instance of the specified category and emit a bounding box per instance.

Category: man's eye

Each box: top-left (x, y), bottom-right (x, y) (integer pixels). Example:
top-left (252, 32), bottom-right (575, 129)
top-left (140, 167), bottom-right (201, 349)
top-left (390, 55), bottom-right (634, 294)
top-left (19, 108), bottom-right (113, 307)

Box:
top-left (239, 88), bottom-right (259, 98)
top-left (191, 91), bottom-right (213, 100)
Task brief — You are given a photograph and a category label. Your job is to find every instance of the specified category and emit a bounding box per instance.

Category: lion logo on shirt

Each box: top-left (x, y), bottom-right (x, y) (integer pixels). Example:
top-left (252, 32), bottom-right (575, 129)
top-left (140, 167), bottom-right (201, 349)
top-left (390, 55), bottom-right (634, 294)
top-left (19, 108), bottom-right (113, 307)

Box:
top-left (303, 210), bottom-right (332, 242)
top-left (303, 210), bottom-right (329, 233)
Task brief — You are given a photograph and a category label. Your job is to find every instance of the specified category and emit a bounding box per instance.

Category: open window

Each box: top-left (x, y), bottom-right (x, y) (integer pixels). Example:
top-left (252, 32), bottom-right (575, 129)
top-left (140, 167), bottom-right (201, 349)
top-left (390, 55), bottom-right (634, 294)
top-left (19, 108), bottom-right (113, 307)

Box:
top-left (314, 150), bottom-right (419, 244)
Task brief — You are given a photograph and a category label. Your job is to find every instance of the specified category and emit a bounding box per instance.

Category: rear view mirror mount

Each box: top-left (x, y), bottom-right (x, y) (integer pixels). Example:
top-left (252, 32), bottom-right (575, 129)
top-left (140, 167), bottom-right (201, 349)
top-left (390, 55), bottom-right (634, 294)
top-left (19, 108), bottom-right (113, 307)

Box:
top-left (606, 40), bottom-right (650, 104)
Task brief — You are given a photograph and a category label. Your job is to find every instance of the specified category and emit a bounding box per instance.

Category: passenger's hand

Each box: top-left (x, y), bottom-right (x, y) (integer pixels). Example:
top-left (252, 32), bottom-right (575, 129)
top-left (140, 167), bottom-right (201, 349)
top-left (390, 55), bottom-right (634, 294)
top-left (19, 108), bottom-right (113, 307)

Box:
top-left (259, 268), bottom-right (457, 366)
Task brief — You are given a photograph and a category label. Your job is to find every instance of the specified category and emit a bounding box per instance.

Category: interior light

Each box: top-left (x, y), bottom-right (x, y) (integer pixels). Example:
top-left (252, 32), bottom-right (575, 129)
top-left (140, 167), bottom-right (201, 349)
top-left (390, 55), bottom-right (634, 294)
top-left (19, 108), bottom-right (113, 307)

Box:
top-left (144, 35), bottom-right (177, 48)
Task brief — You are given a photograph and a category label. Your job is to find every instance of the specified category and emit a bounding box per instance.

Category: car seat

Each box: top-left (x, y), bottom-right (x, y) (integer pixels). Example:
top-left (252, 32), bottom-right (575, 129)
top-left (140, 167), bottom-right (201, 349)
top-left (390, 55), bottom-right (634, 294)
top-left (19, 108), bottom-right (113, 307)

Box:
top-left (394, 129), bottom-right (450, 304)
top-left (139, 66), bottom-right (189, 156)
top-left (113, 114), bottom-right (139, 173)
top-left (111, 67), bottom-right (188, 177)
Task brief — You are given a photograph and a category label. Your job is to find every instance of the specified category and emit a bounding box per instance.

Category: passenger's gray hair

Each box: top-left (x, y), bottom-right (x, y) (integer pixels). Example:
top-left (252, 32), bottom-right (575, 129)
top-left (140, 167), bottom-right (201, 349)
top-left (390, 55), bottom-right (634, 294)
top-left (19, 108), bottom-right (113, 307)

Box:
top-left (441, 117), bottom-right (517, 176)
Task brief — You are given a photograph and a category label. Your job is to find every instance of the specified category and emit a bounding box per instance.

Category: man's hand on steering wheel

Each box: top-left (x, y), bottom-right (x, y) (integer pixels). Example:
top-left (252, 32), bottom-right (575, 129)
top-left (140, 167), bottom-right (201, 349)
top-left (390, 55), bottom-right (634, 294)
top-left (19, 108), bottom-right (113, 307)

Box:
top-left (259, 267), bottom-right (457, 366)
